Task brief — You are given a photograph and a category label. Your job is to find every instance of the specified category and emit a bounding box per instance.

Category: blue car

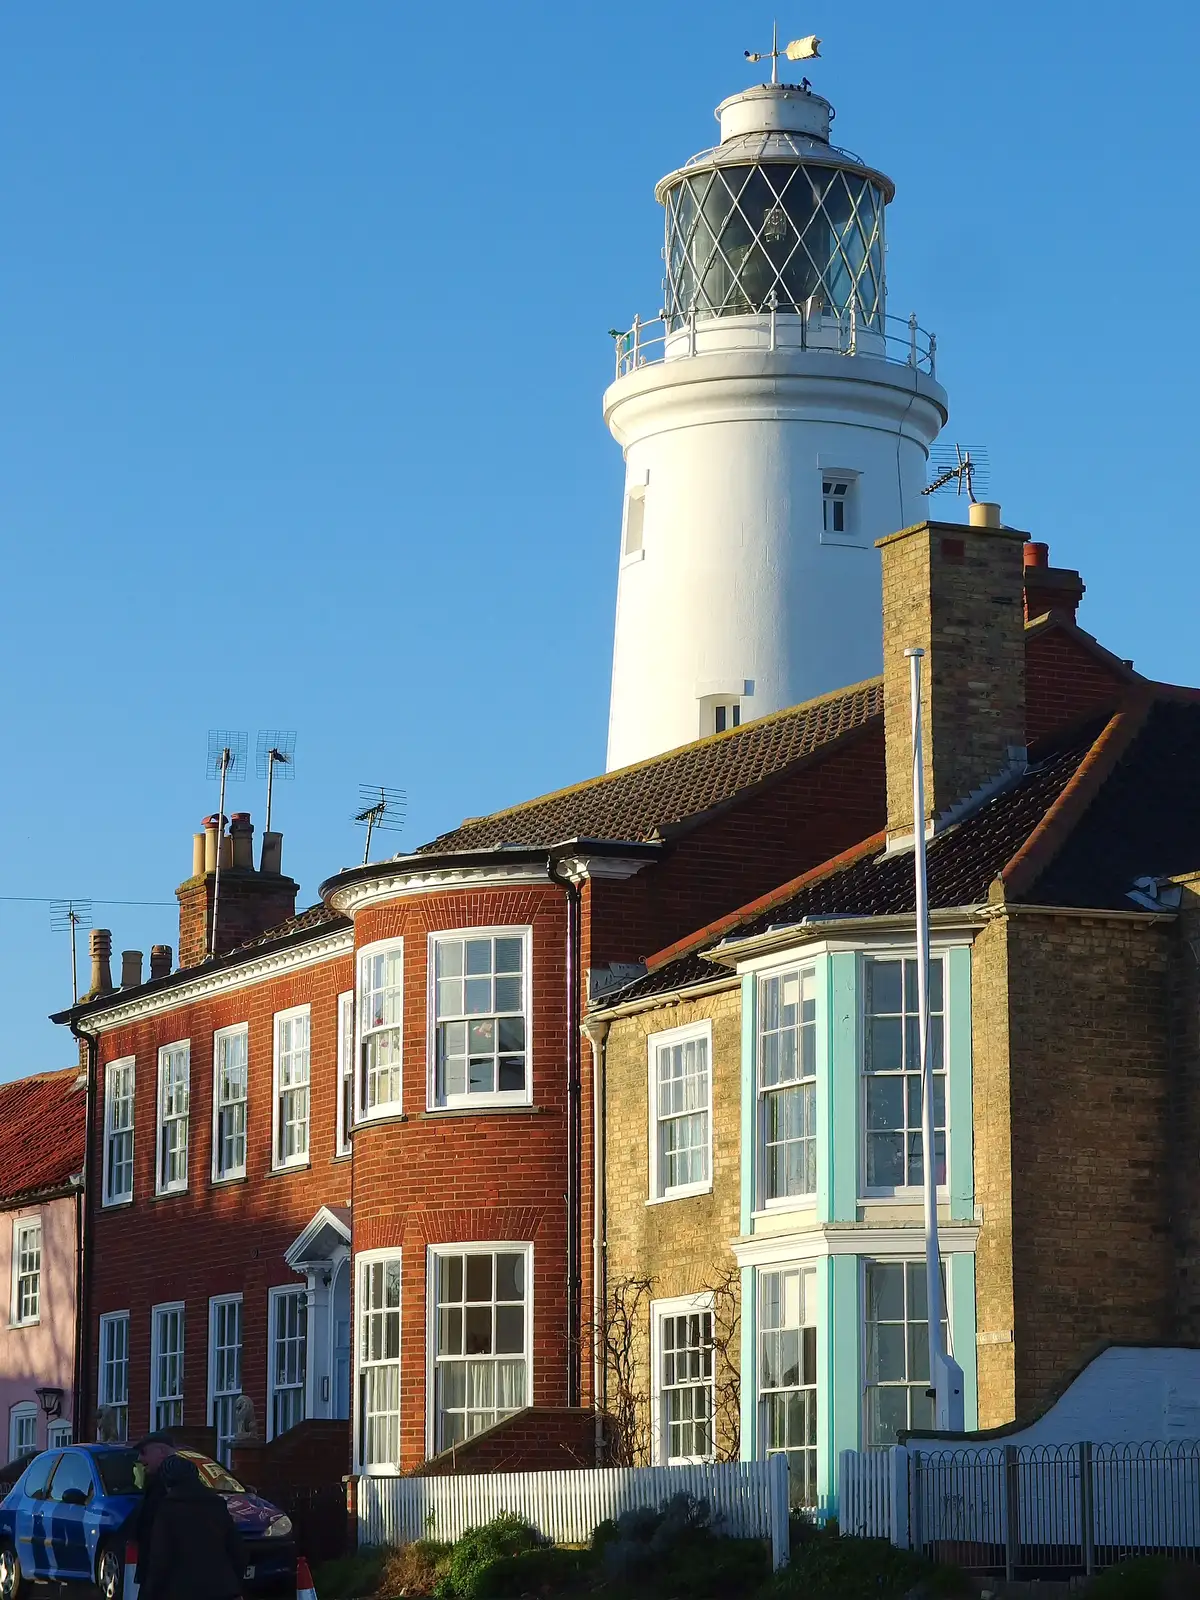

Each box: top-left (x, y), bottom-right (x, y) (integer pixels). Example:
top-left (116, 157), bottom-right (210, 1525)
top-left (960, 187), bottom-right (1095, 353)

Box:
top-left (0, 1445), bottom-right (296, 1600)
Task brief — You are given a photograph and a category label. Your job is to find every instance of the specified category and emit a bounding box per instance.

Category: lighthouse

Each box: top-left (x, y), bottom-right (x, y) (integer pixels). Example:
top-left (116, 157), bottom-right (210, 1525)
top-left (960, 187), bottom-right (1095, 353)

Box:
top-left (604, 53), bottom-right (949, 771)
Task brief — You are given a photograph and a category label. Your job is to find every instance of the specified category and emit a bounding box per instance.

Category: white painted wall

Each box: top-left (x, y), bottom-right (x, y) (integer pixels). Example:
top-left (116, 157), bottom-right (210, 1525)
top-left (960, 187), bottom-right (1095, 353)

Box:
top-left (604, 343), bottom-right (946, 770)
top-left (913, 1347), bottom-right (1200, 1450)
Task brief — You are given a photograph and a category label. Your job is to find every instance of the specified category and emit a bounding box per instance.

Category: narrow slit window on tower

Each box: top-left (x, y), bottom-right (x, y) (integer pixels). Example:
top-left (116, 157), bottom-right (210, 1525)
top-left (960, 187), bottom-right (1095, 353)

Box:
top-left (822, 479), bottom-right (851, 535)
top-left (714, 703), bottom-right (741, 734)
top-left (623, 484), bottom-right (647, 557)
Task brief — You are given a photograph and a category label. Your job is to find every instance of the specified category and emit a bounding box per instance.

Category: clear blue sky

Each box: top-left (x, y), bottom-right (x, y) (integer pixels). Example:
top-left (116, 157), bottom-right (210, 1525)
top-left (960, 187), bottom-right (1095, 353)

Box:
top-left (2, 1), bottom-right (1197, 1076)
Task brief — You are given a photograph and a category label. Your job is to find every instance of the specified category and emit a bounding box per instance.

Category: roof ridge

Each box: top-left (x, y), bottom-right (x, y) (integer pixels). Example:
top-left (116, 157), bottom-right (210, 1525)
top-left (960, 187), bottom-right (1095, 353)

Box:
top-left (641, 830), bottom-right (888, 974)
top-left (1001, 688), bottom-right (1156, 900)
top-left (1024, 611), bottom-right (1141, 682)
top-left (432, 676), bottom-right (883, 839)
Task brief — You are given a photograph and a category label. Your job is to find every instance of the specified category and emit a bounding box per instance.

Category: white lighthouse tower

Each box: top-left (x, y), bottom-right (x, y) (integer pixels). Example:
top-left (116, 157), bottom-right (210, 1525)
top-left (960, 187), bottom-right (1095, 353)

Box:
top-left (604, 51), bottom-right (949, 771)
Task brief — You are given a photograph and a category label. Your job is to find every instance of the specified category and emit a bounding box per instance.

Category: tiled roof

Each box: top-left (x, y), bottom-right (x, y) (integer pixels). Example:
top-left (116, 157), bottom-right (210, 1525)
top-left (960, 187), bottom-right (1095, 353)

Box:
top-left (419, 680), bottom-right (883, 852)
top-left (596, 719), bottom-right (1105, 1007)
top-left (228, 901), bottom-right (348, 954)
top-left (0, 1067), bottom-right (85, 1206)
top-left (1028, 697), bottom-right (1200, 907)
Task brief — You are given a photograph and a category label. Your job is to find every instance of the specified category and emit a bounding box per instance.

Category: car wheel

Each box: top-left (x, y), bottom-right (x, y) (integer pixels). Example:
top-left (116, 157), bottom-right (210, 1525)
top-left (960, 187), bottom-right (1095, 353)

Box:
top-left (0, 1541), bottom-right (21, 1600)
top-left (95, 1542), bottom-right (122, 1600)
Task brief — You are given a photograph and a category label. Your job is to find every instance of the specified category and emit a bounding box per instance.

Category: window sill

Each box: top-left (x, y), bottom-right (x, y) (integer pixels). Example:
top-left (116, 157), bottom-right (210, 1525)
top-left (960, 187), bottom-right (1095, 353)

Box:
top-left (861, 1188), bottom-right (950, 1203)
top-left (101, 1196), bottom-right (134, 1211)
top-left (420, 1104), bottom-right (546, 1120)
top-left (646, 1184), bottom-right (713, 1207)
top-left (151, 1187), bottom-right (189, 1202)
top-left (354, 1110), bottom-right (408, 1130)
top-left (9, 1319), bottom-right (39, 1331)
top-left (267, 1161), bottom-right (312, 1177)
top-left (332, 1150), bottom-right (353, 1162)
top-left (211, 1173), bottom-right (247, 1188)
top-left (751, 1200), bottom-right (817, 1219)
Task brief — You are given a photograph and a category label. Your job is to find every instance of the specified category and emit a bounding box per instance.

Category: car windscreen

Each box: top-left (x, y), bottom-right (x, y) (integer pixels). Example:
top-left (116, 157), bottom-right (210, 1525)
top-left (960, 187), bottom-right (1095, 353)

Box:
top-left (95, 1450), bottom-right (141, 1496)
top-left (179, 1452), bottom-right (245, 1495)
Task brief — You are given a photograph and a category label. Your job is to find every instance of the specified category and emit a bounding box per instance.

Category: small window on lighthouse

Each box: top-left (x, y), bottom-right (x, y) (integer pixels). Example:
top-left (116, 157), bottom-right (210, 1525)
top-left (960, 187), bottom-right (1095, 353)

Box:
top-left (623, 485), bottom-right (647, 558)
top-left (714, 704), bottom-right (741, 734)
top-left (823, 479), bottom-right (851, 535)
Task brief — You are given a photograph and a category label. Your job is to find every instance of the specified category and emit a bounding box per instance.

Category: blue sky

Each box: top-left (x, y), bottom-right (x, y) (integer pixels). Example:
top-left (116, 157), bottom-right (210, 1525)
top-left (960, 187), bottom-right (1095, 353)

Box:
top-left (2, 1), bottom-right (1197, 1075)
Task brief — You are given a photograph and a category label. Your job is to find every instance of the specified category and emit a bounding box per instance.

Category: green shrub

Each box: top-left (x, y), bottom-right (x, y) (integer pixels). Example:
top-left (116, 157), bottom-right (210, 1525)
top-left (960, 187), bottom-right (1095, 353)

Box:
top-left (1088, 1557), bottom-right (1200, 1600)
top-left (457, 1546), bottom-right (586, 1597)
top-left (763, 1527), bottom-right (967, 1600)
top-left (312, 1547), bottom-right (388, 1600)
top-left (432, 1512), bottom-right (548, 1600)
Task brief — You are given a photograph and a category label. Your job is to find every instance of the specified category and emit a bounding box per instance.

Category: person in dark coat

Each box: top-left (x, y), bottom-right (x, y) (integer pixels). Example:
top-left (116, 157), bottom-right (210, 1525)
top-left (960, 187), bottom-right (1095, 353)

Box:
top-left (142, 1453), bottom-right (245, 1600)
top-left (134, 1432), bottom-right (176, 1585)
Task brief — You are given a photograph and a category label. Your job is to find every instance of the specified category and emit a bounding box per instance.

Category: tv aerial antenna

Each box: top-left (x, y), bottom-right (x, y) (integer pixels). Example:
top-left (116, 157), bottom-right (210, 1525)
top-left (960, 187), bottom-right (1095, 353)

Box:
top-left (744, 24), bottom-right (821, 84)
top-left (50, 899), bottom-right (92, 1004)
top-left (354, 785), bottom-right (406, 866)
top-left (923, 443), bottom-right (991, 505)
top-left (256, 730), bottom-right (296, 836)
top-left (206, 730), bottom-right (248, 958)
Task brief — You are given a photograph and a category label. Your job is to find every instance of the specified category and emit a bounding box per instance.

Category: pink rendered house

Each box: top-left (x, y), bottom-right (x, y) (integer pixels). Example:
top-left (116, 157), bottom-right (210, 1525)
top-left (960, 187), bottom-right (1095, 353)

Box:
top-left (0, 1067), bottom-right (85, 1462)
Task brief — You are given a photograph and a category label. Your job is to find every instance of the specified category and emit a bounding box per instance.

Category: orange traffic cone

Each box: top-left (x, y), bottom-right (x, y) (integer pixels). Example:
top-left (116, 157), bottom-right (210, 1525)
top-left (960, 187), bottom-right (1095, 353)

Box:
top-left (122, 1543), bottom-right (139, 1600)
top-left (296, 1555), bottom-right (317, 1600)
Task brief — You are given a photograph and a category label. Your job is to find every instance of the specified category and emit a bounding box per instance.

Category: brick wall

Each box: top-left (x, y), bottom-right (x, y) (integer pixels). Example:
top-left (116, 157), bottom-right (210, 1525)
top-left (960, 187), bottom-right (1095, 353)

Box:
top-left (176, 869), bottom-right (300, 967)
top-left (412, 1406), bottom-right (596, 1475)
top-left (86, 938), bottom-right (354, 1445)
top-left (978, 906), bottom-right (1174, 1421)
top-left (602, 986), bottom-right (743, 1463)
top-left (1024, 625), bottom-right (1128, 747)
top-left (1166, 879), bottom-right (1200, 1340)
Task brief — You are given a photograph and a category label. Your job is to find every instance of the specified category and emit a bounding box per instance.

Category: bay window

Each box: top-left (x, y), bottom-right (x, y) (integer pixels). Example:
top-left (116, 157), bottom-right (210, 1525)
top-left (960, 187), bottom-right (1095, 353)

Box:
top-left (758, 1264), bottom-right (817, 1506)
top-left (864, 1259), bottom-right (949, 1445)
top-left (357, 1252), bottom-right (401, 1471)
top-left (863, 957), bottom-right (945, 1192)
top-left (431, 930), bottom-right (531, 1107)
top-left (358, 942), bottom-right (403, 1118)
top-left (431, 1245), bottom-right (530, 1450)
top-left (758, 966), bottom-right (817, 1203)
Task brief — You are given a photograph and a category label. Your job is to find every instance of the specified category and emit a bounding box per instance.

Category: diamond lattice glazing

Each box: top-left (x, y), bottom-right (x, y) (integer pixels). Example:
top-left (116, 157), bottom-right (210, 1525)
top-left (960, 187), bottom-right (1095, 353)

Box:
top-left (664, 162), bottom-right (886, 329)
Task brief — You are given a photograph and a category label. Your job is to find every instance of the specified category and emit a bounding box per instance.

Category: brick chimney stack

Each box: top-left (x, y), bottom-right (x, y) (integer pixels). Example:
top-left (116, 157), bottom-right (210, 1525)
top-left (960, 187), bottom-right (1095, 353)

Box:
top-left (176, 812), bottom-right (299, 967)
top-left (1022, 540), bottom-right (1085, 624)
top-left (879, 502), bottom-right (1028, 842)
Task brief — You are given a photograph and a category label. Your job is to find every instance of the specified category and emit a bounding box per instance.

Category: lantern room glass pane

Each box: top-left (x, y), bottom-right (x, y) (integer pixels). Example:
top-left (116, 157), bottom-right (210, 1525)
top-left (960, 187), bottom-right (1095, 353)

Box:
top-left (664, 162), bottom-right (885, 331)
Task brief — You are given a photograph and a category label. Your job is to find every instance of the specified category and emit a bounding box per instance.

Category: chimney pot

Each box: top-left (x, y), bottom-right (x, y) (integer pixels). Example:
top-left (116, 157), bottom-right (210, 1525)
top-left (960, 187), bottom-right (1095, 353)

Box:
top-left (88, 930), bottom-right (114, 997)
top-left (191, 832), bottom-right (206, 879)
top-left (969, 501), bottom-right (1002, 528)
top-left (229, 812), bottom-right (255, 870)
top-left (120, 950), bottom-right (143, 989)
top-left (203, 815), bottom-right (222, 874)
top-left (1024, 541), bottom-right (1049, 569)
top-left (260, 830), bottom-right (283, 875)
top-left (149, 945), bottom-right (173, 980)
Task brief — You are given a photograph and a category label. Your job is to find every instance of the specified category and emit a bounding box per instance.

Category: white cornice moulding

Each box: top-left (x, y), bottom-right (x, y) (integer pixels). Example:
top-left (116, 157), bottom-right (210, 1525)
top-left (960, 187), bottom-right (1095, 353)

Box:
top-left (76, 930), bottom-right (354, 1035)
top-left (327, 862), bottom-right (554, 916)
top-left (731, 1222), bottom-right (980, 1269)
top-left (556, 855), bottom-right (654, 883)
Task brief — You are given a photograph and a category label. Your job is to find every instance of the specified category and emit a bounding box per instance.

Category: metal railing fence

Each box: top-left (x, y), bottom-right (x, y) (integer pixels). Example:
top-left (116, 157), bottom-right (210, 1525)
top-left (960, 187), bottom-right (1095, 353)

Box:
top-left (356, 1456), bottom-right (791, 1570)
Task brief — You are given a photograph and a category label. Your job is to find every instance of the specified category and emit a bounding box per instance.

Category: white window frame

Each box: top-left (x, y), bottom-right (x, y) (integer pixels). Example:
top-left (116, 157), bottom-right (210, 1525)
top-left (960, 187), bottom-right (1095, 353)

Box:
top-left (155, 1041), bottom-right (190, 1196)
top-left (211, 1025), bottom-right (249, 1184)
top-left (11, 1217), bottom-right (41, 1327)
top-left (208, 1294), bottom-right (243, 1466)
top-left (756, 964), bottom-right (819, 1210)
top-left (150, 1301), bottom-right (185, 1431)
top-left (622, 481), bottom-right (647, 561)
top-left (355, 1249), bottom-right (403, 1475)
top-left (426, 1241), bottom-right (533, 1458)
top-left (647, 1019), bottom-right (713, 1203)
top-left (757, 1262), bottom-right (819, 1507)
top-left (427, 928), bottom-right (534, 1110)
top-left (47, 1422), bottom-right (72, 1448)
top-left (336, 990), bottom-right (355, 1155)
top-left (267, 1284), bottom-right (308, 1441)
top-left (9, 1404), bottom-right (37, 1460)
top-left (861, 952), bottom-right (948, 1199)
top-left (650, 1292), bottom-right (715, 1465)
top-left (272, 1006), bottom-right (311, 1171)
top-left (861, 1257), bottom-right (951, 1448)
top-left (102, 1057), bottom-right (135, 1207)
top-left (97, 1311), bottom-right (130, 1442)
top-left (356, 940), bottom-right (404, 1121)
top-left (819, 471), bottom-right (864, 546)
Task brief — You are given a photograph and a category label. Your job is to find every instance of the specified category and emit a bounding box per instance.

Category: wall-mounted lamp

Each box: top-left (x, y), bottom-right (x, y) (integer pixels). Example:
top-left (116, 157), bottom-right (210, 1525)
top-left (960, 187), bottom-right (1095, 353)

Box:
top-left (35, 1386), bottom-right (64, 1420)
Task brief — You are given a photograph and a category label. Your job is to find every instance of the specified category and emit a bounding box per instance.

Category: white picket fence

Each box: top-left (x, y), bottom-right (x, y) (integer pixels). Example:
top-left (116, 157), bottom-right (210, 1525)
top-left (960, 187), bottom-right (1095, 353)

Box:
top-left (357, 1457), bottom-right (791, 1570)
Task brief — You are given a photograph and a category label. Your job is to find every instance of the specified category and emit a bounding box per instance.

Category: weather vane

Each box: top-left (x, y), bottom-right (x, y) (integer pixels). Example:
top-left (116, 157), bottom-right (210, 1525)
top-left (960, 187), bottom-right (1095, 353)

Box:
top-left (744, 23), bottom-right (821, 85)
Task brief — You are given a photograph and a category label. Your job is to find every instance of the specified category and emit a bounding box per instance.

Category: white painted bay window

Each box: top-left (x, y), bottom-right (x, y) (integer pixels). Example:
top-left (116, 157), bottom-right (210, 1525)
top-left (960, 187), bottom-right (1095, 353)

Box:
top-left (103, 1058), bottom-right (135, 1206)
top-left (151, 1302), bottom-right (185, 1430)
top-left (98, 1311), bottom-right (130, 1441)
top-left (864, 1259), bottom-right (948, 1446)
top-left (758, 1265), bottom-right (817, 1506)
top-left (431, 931), bottom-right (531, 1107)
top-left (431, 1245), bottom-right (530, 1450)
top-left (11, 1218), bottom-right (41, 1326)
top-left (863, 957), bottom-right (945, 1192)
top-left (357, 1253), bottom-right (402, 1471)
top-left (156, 1042), bottom-right (190, 1195)
top-left (649, 1021), bottom-right (712, 1200)
top-left (209, 1295), bottom-right (243, 1465)
top-left (653, 1296), bottom-right (714, 1464)
top-left (758, 966), bottom-right (817, 1203)
top-left (358, 942), bottom-right (403, 1118)
top-left (273, 1007), bottom-right (310, 1168)
top-left (212, 1026), bottom-right (248, 1182)
top-left (337, 990), bottom-right (354, 1154)
top-left (269, 1286), bottom-right (307, 1438)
